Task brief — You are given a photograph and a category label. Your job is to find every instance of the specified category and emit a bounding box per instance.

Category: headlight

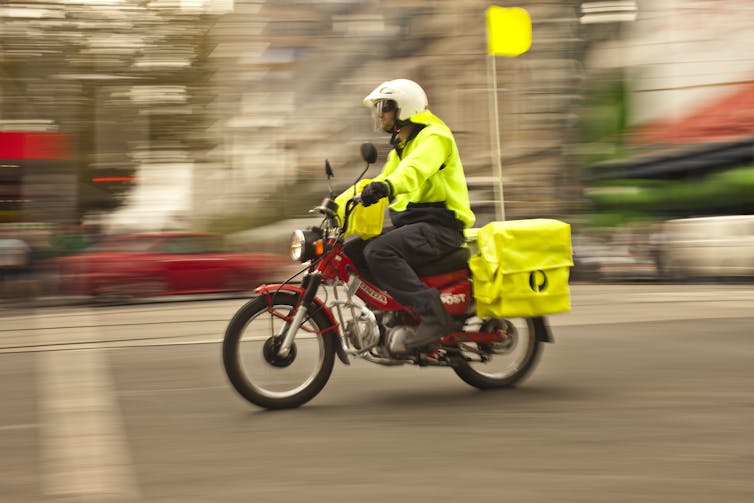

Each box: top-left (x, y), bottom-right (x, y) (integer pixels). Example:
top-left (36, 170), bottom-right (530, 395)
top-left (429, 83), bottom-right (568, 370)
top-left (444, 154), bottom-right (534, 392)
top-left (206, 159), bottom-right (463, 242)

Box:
top-left (289, 227), bottom-right (324, 262)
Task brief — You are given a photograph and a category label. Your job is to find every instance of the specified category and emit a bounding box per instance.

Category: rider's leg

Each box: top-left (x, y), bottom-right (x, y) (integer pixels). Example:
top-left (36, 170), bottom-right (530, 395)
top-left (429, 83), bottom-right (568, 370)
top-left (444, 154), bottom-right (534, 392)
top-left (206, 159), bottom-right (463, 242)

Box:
top-left (341, 227), bottom-right (398, 285)
top-left (363, 222), bottom-right (464, 352)
top-left (341, 237), bottom-right (373, 283)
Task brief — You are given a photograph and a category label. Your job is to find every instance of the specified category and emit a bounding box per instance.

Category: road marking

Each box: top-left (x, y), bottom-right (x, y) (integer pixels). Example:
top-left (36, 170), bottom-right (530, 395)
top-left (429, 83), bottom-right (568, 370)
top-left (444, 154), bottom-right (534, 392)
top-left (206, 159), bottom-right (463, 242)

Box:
top-left (36, 312), bottom-right (140, 501)
top-left (3, 337), bottom-right (222, 354)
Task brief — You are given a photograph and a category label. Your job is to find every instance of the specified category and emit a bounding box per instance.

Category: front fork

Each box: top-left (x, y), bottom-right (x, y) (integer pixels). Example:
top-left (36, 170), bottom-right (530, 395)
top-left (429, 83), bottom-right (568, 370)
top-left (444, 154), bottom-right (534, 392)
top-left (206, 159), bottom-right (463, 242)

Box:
top-left (276, 272), bottom-right (322, 357)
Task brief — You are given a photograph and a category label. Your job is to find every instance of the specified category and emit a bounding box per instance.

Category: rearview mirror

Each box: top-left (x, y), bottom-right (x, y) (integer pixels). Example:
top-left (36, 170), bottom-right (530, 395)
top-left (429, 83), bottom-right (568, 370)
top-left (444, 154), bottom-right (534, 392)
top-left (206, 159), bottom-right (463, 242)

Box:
top-left (360, 143), bottom-right (378, 164)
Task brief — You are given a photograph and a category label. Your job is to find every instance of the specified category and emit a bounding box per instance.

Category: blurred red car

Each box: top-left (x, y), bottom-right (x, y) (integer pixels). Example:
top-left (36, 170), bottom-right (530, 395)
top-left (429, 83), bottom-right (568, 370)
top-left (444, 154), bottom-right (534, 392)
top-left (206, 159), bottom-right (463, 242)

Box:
top-left (53, 232), bottom-right (295, 302)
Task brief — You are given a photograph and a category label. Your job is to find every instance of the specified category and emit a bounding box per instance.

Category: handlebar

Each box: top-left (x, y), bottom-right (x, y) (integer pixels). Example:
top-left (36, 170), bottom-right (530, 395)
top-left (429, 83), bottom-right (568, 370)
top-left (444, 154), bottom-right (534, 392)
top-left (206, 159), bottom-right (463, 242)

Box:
top-left (312, 192), bottom-right (374, 237)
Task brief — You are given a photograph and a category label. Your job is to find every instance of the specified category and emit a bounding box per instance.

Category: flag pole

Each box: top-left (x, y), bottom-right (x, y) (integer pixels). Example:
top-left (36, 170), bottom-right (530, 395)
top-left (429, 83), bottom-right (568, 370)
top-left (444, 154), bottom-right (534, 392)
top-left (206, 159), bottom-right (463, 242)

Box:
top-left (485, 5), bottom-right (532, 222)
top-left (487, 52), bottom-right (505, 221)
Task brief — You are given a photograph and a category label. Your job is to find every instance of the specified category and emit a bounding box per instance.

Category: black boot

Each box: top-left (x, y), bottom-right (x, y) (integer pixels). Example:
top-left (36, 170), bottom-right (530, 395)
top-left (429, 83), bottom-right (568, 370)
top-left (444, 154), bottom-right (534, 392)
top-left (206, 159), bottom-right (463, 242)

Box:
top-left (402, 292), bottom-right (454, 353)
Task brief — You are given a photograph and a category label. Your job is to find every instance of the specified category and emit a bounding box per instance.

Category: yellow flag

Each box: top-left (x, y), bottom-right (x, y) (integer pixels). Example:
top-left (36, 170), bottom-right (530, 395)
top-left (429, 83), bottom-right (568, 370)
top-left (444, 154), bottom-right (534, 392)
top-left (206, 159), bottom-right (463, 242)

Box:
top-left (486, 6), bottom-right (532, 57)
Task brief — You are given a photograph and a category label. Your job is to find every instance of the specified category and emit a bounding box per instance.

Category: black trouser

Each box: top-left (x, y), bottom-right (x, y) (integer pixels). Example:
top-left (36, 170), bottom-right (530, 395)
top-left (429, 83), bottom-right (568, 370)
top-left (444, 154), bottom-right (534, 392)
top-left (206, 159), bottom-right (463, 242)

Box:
top-left (342, 222), bottom-right (465, 317)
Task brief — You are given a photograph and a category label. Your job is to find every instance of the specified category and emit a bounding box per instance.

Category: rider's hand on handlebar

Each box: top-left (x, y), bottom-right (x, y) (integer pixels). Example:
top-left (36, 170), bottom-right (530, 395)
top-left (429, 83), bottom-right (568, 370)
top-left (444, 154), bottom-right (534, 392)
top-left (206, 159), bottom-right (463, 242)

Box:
top-left (359, 181), bottom-right (389, 207)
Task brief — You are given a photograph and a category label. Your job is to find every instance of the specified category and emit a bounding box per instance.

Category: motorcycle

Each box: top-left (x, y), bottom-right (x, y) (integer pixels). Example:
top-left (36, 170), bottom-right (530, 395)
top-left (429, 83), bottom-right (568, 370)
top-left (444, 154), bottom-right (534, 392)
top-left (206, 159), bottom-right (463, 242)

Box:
top-left (222, 143), bottom-right (554, 410)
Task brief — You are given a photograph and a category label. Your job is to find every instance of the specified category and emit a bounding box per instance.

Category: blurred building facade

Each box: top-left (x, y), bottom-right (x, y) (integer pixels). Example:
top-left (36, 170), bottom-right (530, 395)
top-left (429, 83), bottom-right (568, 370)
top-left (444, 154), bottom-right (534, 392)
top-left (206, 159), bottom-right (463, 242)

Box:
top-left (0, 0), bottom-right (222, 231)
top-left (198, 0), bottom-right (586, 230)
top-left (1, 0), bottom-right (589, 233)
top-left (582, 0), bottom-right (754, 224)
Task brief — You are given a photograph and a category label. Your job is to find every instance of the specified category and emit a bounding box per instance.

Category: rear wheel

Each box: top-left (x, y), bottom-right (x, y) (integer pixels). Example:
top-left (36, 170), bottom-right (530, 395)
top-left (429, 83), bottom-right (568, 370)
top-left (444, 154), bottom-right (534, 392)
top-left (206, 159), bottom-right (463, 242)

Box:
top-left (453, 317), bottom-right (542, 389)
top-left (222, 291), bottom-right (337, 409)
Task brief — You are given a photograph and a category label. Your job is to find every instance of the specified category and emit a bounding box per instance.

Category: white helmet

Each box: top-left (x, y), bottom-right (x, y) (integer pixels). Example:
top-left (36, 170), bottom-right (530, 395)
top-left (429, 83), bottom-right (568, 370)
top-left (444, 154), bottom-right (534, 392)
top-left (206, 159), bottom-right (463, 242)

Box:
top-left (363, 79), bottom-right (428, 123)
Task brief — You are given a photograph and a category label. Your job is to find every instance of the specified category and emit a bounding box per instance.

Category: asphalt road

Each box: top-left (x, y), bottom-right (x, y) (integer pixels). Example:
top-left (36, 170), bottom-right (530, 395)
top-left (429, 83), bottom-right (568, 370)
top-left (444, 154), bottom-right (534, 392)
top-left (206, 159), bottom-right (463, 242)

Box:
top-left (1, 283), bottom-right (753, 502)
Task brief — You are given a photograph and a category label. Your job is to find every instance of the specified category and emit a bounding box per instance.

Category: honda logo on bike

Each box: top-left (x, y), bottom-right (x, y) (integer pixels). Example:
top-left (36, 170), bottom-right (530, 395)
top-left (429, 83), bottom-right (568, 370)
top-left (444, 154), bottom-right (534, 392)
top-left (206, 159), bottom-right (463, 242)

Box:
top-left (358, 283), bottom-right (388, 305)
top-left (529, 270), bottom-right (548, 293)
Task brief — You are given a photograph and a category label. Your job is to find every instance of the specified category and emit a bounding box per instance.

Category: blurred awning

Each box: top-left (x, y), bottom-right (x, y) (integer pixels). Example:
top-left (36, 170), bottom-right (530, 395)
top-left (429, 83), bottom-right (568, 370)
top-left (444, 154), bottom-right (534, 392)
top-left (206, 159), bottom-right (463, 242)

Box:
top-left (589, 80), bottom-right (754, 182)
top-left (588, 136), bottom-right (754, 181)
top-left (631, 81), bottom-right (754, 145)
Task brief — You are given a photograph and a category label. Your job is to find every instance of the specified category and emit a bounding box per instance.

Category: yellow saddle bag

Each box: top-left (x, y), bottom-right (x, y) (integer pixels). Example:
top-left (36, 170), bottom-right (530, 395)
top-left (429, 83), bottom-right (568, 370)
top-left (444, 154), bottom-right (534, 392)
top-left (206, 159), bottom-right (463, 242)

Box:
top-left (467, 219), bottom-right (573, 318)
top-left (334, 179), bottom-right (388, 240)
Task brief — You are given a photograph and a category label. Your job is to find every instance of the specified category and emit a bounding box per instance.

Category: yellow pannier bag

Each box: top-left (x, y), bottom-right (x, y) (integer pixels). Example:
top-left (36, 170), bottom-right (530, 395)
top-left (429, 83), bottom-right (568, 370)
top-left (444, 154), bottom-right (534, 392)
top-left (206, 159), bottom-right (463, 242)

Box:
top-left (334, 179), bottom-right (388, 239)
top-left (467, 219), bottom-right (573, 318)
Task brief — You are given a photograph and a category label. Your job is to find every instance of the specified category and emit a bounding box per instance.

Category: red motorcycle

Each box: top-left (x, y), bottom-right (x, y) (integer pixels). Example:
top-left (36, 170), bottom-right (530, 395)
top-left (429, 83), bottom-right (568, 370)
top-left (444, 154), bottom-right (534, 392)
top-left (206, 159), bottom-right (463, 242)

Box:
top-left (222, 144), bottom-right (554, 410)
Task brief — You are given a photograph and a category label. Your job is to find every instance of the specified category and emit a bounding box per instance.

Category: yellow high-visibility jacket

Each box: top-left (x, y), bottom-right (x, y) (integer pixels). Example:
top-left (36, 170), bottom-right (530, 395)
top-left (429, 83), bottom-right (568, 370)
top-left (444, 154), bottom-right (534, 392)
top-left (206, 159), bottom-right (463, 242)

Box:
top-left (373, 110), bottom-right (475, 230)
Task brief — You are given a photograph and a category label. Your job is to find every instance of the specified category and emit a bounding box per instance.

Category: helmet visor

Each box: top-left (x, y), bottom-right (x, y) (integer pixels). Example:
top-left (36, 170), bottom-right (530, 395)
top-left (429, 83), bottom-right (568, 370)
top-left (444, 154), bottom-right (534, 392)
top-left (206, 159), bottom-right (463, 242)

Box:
top-left (375, 99), bottom-right (397, 115)
top-left (371, 99), bottom-right (397, 131)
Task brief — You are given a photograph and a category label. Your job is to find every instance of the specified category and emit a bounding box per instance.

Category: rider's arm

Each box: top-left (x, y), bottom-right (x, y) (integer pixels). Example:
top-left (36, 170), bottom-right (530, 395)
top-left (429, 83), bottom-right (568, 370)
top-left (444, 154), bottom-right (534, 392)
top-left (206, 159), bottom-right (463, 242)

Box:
top-left (380, 133), bottom-right (451, 196)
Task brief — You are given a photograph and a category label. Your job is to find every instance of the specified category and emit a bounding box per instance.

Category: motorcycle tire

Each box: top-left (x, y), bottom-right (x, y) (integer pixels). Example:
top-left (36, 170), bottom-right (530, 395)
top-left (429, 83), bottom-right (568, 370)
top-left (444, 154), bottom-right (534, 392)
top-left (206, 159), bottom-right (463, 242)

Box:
top-left (453, 317), bottom-right (543, 389)
top-left (223, 291), bottom-right (337, 410)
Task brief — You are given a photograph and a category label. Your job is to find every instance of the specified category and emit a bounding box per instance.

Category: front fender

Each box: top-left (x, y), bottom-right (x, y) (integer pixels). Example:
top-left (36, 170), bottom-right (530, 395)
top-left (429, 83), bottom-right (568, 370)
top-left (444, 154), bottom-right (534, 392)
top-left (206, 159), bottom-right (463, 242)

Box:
top-left (254, 284), bottom-right (349, 364)
top-left (254, 283), bottom-right (305, 297)
top-left (253, 283), bottom-right (338, 332)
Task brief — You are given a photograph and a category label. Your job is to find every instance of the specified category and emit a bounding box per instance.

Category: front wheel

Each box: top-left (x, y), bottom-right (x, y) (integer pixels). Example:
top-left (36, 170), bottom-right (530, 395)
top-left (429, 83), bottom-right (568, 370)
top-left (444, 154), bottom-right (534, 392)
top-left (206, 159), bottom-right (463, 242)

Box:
top-left (453, 317), bottom-right (543, 389)
top-left (222, 291), bottom-right (337, 409)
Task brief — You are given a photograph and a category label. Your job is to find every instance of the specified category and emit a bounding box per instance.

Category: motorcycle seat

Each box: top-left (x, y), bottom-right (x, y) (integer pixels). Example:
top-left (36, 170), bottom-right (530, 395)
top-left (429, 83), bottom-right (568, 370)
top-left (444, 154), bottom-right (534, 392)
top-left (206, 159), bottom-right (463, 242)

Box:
top-left (412, 247), bottom-right (470, 277)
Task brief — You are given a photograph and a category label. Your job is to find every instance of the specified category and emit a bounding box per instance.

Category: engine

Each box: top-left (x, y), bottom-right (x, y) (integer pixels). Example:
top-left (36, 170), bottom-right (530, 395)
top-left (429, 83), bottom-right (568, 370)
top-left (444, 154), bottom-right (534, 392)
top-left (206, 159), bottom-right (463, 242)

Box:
top-left (342, 304), bottom-right (381, 351)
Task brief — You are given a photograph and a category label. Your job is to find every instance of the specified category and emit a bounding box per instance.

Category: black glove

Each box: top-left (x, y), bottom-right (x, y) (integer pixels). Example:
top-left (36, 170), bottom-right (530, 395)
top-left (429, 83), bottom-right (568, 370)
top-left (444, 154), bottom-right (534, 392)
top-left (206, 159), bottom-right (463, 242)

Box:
top-left (359, 181), bottom-right (389, 207)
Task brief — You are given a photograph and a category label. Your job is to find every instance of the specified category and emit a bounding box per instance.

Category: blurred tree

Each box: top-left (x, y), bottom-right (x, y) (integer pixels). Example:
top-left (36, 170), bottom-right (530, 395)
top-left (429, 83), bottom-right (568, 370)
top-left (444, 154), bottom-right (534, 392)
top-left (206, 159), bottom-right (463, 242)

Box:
top-left (577, 74), bottom-right (630, 164)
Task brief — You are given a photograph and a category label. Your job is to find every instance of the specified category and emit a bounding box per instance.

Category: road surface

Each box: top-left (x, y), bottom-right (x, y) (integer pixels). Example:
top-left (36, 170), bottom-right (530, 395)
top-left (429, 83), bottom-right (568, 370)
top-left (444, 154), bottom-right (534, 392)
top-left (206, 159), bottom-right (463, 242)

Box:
top-left (1, 283), bottom-right (752, 502)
